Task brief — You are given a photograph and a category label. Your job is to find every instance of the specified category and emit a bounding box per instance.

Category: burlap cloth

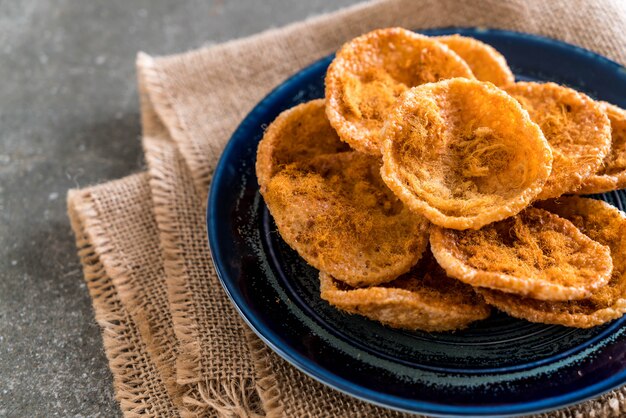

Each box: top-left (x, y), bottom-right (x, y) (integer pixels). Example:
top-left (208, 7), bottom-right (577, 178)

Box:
top-left (67, 0), bottom-right (626, 416)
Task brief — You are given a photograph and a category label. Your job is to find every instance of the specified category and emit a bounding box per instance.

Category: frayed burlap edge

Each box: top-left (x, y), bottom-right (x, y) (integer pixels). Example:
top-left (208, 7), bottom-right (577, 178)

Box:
top-left (144, 137), bottom-right (263, 418)
top-left (137, 53), bottom-right (213, 200)
top-left (77, 185), bottom-right (183, 412)
top-left (243, 329), bottom-right (285, 418)
top-left (67, 181), bottom-right (178, 418)
top-left (145, 138), bottom-right (202, 388)
top-left (138, 52), bottom-right (263, 417)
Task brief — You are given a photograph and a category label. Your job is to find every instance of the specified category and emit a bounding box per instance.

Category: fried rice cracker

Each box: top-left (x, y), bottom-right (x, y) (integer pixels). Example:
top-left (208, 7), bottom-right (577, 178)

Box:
top-left (479, 197), bottom-right (626, 328)
top-left (381, 78), bottom-right (552, 230)
top-left (505, 82), bottom-right (611, 200)
top-left (430, 207), bottom-right (612, 301)
top-left (264, 151), bottom-right (429, 287)
top-left (256, 99), bottom-right (349, 192)
top-left (577, 102), bottom-right (626, 194)
top-left (320, 251), bottom-right (490, 331)
top-left (325, 27), bottom-right (474, 155)
top-left (436, 34), bottom-right (514, 87)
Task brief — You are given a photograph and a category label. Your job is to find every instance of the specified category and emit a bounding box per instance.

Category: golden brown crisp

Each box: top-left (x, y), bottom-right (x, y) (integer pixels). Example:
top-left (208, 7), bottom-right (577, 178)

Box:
top-left (436, 35), bottom-right (514, 87)
top-left (325, 27), bottom-right (474, 155)
top-left (577, 102), bottom-right (626, 194)
top-left (263, 152), bottom-right (429, 287)
top-left (380, 78), bottom-right (552, 230)
top-left (430, 207), bottom-right (612, 301)
top-left (255, 99), bottom-right (350, 192)
top-left (505, 82), bottom-right (612, 200)
top-left (320, 251), bottom-right (491, 331)
top-left (479, 197), bottom-right (626, 328)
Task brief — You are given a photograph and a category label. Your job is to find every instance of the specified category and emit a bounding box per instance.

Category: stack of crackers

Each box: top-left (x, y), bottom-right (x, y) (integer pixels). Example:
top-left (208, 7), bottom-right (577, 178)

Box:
top-left (256, 28), bottom-right (626, 332)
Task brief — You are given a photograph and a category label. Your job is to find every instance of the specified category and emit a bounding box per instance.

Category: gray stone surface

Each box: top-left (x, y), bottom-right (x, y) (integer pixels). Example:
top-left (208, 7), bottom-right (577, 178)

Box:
top-left (0, 1), bottom-right (361, 416)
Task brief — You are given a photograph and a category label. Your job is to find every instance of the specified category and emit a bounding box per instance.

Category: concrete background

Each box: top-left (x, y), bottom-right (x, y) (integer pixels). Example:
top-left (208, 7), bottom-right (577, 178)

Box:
top-left (0, 1), bottom-right (361, 416)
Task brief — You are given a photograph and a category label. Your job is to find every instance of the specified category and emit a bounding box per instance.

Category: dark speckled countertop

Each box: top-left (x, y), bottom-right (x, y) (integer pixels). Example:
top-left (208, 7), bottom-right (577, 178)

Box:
top-left (0, 1), bottom-right (360, 416)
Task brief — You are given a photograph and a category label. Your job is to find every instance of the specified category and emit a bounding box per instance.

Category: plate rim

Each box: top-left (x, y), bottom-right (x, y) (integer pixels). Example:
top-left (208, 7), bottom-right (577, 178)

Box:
top-left (207, 27), bottom-right (626, 417)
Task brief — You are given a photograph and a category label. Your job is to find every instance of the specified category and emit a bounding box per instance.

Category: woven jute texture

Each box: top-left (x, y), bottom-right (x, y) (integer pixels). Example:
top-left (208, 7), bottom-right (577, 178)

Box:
top-left (67, 0), bottom-right (626, 416)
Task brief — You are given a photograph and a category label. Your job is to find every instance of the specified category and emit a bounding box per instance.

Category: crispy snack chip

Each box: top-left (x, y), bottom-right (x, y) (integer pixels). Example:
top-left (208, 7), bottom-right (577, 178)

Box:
top-left (436, 34), bottom-right (514, 87)
top-left (430, 207), bottom-right (613, 301)
top-left (325, 27), bottom-right (474, 155)
top-left (505, 82), bottom-right (612, 200)
top-left (255, 29), bottom-right (626, 331)
top-left (264, 152), bottom-right (429, 287)
top-left (577, 102), bottom-right (626, 194)
top-left (256, 99), bottom-right (350, 192)
top-left (381, 78), bottom-right (552, 230)
top-left (479, 197), bottom-right (626, 328)
top-left (320, 251), bottom-right (490, 331)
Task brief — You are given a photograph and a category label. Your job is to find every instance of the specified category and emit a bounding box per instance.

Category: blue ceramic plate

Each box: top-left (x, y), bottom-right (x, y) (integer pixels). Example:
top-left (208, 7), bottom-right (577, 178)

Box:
top-left (208, 28), bottom-right (626, 417)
